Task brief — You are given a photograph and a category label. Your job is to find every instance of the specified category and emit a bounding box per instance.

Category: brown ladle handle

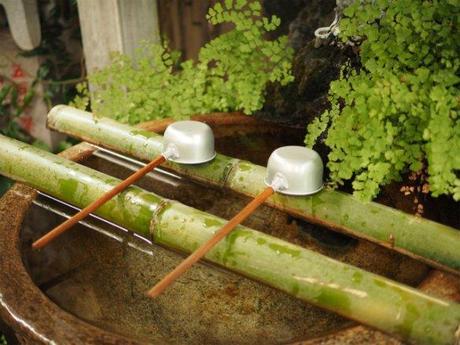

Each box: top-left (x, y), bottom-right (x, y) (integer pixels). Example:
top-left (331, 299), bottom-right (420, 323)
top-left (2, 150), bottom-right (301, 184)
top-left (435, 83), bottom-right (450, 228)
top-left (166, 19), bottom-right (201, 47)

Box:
top-left (146, 186), bottom-right (275, 298)
top-left (32, 154), bottom-right (166, 249)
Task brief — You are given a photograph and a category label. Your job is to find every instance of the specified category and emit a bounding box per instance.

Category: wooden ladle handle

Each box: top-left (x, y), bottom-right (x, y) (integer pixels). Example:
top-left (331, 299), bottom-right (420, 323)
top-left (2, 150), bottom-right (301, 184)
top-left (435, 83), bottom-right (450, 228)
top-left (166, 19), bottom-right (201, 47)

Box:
top-left (32, 154), bottom-right (166, 249)
top-left (146, 186), bottom-right (274, 298)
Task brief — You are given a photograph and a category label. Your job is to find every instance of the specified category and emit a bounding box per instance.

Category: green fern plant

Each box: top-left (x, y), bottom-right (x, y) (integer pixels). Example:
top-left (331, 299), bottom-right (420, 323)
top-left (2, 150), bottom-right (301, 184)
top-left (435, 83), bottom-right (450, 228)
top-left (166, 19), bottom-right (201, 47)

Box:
top-left (73, 0), bottom-right (293, 124)
top-left (306, 0), bottom-right (459, 201)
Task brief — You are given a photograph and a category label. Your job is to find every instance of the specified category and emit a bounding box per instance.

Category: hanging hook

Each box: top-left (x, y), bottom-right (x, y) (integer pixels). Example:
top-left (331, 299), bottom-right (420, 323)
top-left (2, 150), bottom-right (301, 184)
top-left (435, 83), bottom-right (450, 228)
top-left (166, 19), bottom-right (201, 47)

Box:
top-left (314, 11), bottom-right (340, 40)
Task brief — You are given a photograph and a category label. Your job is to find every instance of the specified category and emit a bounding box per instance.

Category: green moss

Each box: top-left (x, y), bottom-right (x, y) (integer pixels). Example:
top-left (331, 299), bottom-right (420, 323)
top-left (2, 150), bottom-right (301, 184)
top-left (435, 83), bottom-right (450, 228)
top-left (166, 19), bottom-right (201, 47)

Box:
top-left (256, 238), bottom-right (267, 245)
top-left (314, 289), bottom-right (351, 314)
top-left (352, 272), bottom-right (363, 284)
top-left (58, 178), bottom-right (79, 198)
top-left (221, 229), bottom-right (253, 264)
top-left (291, 283), bottom-right (300, 296)
top-left (129, 129), bottom-right (157, 138)
top-left (237, 161), bottom-right (254, 172)
top-left (268, 243), bottom-right (301, 258)
top-left (311, 195), bottom-right (326, 216)
top-left (373, 279), bottom-right (387, 288)
top-left (204, 217), bottom-right (223, 228)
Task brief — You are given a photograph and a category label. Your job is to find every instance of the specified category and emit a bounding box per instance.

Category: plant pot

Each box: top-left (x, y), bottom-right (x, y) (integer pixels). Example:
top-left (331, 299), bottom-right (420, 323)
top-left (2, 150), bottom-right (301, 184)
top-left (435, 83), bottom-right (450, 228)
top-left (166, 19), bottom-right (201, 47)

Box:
top-left (0, 114), bottom-right (458, 344)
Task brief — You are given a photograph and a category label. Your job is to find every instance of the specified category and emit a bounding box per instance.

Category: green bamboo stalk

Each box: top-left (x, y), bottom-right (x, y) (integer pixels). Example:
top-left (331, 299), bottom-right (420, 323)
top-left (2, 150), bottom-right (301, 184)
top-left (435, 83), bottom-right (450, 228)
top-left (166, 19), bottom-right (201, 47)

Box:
top-left (0, 135), bottom-right (161, 237)
top-left (1, 134), bottom-right (460, 345)
top-left (46, 105), bottom-right (460, 274)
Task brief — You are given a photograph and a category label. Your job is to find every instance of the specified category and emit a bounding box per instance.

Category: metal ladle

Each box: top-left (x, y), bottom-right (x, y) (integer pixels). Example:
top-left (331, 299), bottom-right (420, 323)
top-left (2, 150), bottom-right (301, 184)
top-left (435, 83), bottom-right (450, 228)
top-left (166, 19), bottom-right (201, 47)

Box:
top-left (147, 146), bottom-right (323, 298)
top-left (32, 120), bottom-right (216, 249)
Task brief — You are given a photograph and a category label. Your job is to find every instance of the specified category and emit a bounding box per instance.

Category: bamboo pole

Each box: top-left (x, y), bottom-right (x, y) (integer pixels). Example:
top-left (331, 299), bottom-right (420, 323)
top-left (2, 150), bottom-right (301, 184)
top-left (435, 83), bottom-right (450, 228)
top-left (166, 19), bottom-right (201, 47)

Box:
top-left (0, 134), bottom-right (460, 345)
top-left (46, 105), bottom-right (460, 275)
top-left (0, 135), bottom-right (161, 237)
top-left (32, 154), bottom-right (166, 249)
top-left (147, 187), bottom-right (275, 297)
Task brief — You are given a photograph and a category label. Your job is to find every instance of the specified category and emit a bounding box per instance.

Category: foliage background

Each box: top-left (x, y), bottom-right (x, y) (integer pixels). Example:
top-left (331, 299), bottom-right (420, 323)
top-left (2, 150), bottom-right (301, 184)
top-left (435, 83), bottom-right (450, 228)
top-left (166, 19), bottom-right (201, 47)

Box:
top-left (73, 0), bottom-right (293, 124)
top-left (306, 0), bottom-right (459, 201)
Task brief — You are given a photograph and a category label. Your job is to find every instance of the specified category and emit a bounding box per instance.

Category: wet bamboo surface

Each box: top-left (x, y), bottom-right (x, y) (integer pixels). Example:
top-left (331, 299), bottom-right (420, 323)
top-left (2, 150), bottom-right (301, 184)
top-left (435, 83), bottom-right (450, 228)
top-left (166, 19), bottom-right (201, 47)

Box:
top-left (32, 155), bottom-right (166, 249)
top-left (147, 187), bottom-right (275, 297)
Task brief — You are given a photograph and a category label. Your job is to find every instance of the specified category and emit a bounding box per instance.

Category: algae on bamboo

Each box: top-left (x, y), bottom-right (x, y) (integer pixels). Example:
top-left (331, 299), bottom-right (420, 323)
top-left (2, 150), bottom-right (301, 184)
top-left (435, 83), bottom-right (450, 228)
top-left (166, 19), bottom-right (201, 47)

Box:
top-left (1, 134), bottom-right (460, 345)
top-left (46, 105), bottom-right (460, 275)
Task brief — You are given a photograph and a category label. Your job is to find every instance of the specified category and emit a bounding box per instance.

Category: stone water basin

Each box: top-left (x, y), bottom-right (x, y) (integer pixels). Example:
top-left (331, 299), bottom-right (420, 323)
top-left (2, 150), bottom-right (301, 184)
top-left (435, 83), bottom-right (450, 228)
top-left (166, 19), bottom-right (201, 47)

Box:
top-left (1, 116), bottom-right (449, 344)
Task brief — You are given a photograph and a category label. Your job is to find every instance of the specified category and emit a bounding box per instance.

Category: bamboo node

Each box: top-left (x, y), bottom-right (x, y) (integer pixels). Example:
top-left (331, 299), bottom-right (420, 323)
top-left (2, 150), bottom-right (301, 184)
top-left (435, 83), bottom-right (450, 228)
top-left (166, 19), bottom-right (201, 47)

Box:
top-left (389, 234), bottom-right (395, 248)
top-left (149, 199), bottom-right (173, 239)
top-left (455, 324), bottom-right (460, 345)
top-left (222, 158), bottom-right (241, 187)
top-left (454, 324), bottom-right (460, 345)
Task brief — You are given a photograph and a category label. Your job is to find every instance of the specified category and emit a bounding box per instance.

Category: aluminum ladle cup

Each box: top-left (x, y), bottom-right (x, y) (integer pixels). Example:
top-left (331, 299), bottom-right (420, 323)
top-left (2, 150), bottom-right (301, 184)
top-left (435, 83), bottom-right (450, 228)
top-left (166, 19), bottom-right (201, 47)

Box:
top-left (265, 146), bottom-right (323, 196)
top-left (162, 120), bottom-right (216, 164)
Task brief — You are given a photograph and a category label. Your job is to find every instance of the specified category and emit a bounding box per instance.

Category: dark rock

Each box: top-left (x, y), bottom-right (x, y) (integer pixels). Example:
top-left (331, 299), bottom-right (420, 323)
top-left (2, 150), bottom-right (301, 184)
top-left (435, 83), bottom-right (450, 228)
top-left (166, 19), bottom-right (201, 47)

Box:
top-left (263, 0), bottom-right (336, 48)
top-left (287, 1), bottom-right (336, 50)
top-left (257, 40), bottom-right (352, 128)
top-left (257, 0), bottom-right (354, 128)
top-left (262, 0), bottom-right (311, 39)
